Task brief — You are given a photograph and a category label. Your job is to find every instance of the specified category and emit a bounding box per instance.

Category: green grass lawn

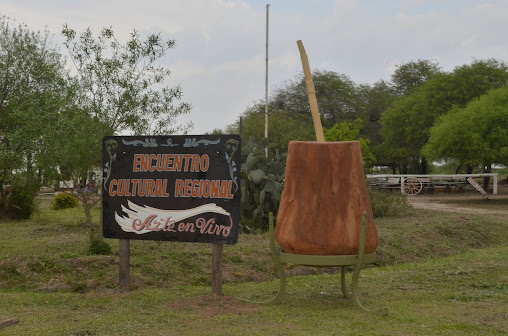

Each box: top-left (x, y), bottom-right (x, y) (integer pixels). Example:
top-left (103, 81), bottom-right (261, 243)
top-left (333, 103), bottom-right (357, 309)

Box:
top-left (1, 245), bottom-right (506, 335)
top-left (0, 196), bottom-right (507, 335)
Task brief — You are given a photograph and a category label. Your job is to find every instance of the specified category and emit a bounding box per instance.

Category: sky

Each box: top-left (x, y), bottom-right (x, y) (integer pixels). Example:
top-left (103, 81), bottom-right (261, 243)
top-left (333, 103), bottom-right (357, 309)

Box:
top-left (2, 0), bottom-right (508, 134)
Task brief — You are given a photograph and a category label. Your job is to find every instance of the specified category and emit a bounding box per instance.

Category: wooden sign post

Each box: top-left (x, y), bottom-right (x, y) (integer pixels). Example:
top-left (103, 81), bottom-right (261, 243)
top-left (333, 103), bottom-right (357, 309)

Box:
top-left (102, 135), bottom-right (241, 293)
top-left (211, 243), bottom-right (223, 295)
top-left (118, 239), bottom-right (130, 292)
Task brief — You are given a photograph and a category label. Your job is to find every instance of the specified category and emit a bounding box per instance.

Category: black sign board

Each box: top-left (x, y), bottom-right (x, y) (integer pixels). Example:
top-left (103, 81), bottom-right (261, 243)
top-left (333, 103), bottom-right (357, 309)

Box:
top-left (102, 135), bottom-right (241, 244)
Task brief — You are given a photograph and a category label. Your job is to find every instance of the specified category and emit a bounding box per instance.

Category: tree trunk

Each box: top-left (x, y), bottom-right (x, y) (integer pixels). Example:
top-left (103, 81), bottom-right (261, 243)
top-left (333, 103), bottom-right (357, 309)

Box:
top-left (0, 197), bottom-right (6, 218)
top-left (26, 152), bottom-right (33, 176)
top-left (72, 182), bottom-right (102, 245)
top-left (400, 163), bottom-right (408, 174)
top-left (420, 156), bottom-right (428, 174)
top-left (84, 201), bottom-right (94, 245)
top-left (0, 180), bottom-right (5, 210)
top-left (455, 163), bottom-right (463, 174)
top-left (483, 164), bottom-right (491, 192)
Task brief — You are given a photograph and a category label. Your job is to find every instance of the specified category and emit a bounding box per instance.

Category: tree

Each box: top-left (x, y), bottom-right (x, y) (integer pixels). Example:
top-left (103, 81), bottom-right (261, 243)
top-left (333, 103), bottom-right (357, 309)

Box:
top-left (62, 25), bottom-right (192, 135)
top-left (423, 86), bottom-right (508, 189)
top-left (380, 59), bottom-right (508, 174)
top-left (44, 106), bottom-right (108, 246)
top-left (0, 16), bottom-right (74, 219)
top-left (232, 70), bottom-right (368, 156)
top-left (357, 80), bottom-right (396, 165)
top-left (271, 70), bottom-right (363, 127)
top-left (391, 59), bottom-right (441, 95)
top-left (323, 119), bottom-right (376, 173)
top-left (228, 103), bottom-right (315, 155)
top-left (380, 87), bottom-right (431, 173)
top-left (61, 25), bottom-right (192, 249)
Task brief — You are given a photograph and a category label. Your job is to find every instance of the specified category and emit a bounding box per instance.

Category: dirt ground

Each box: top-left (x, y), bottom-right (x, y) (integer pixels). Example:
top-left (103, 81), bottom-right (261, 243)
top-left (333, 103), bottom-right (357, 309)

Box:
top-left (167, 295), bottom-right (260, 317)
top-left (407, 188), bottom-right (508, 218)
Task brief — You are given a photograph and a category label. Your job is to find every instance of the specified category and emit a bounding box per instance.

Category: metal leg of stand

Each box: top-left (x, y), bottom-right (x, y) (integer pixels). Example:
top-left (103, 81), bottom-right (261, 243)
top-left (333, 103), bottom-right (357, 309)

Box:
top-left (262, 212), bottom-right (286, 305)
top-left (245, 211), bottom-right (387, 314)
top-left (349, 212), bottom-right (388, 314)
top-left (341, 266), bottom-right (351, 299)
top-left (350, 212), bottom-right (369, 311)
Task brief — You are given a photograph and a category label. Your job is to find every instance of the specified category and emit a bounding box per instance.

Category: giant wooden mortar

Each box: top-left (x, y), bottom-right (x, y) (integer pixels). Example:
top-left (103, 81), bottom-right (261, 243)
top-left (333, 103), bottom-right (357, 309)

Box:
top-left (274, 140), bottom-right (379, 255)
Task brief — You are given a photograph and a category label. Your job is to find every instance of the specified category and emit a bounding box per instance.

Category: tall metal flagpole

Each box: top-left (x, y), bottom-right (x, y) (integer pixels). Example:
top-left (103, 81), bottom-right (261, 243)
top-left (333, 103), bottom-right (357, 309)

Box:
top-left (264, 4), bottom-right (270, 157)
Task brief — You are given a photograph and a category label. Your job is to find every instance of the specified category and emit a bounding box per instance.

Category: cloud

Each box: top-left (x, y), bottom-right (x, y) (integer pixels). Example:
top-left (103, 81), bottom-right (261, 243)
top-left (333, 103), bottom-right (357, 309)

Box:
top-left (2, 0), bottom-right (508, 133)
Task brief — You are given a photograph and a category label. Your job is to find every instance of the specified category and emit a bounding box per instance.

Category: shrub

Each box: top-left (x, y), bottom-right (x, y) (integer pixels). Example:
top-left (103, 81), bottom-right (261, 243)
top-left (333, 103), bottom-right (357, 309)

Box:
top-left (51, 193), bottom-right (78, 210)
top-left (4, 175), bottom-right (40, 220)
top-left (87, 239), bottom-right (112, 255)
top-left (369, 189), bottom-right (412, 218)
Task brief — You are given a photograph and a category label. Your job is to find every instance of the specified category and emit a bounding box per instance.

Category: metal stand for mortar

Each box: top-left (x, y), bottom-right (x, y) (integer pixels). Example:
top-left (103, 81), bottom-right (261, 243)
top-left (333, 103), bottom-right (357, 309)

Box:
top-left (260, 212), bottom-right (382, 313)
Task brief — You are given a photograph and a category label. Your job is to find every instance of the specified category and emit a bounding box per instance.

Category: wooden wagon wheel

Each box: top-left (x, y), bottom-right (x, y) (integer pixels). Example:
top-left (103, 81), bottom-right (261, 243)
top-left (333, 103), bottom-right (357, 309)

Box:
top-left (402, 177), bottom-right (423, 195)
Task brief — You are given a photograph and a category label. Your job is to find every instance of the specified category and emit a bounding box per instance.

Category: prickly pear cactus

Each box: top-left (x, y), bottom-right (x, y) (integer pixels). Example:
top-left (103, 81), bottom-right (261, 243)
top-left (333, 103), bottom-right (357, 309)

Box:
top-left (240, 137), bottom-right (285, 232)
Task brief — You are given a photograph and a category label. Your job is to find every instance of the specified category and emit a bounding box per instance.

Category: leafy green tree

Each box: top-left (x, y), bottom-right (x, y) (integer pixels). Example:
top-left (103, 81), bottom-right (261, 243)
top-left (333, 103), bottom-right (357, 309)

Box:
top-left (380, 59), bottom-right (508, 174)
top-left (323, 119), bottom-right (376, 173)
top-left (380, 87), bottom-right (430, 173)
top-left (232, 70), bottom-right (373, 156)
top-left (206, 128), bottom-right (225, 135)
top-left (357, 80), bottom-right (396, 165)
top-left (272, 70), bottom-right (363, 127)
top-left (391, 59), bottom-right (441, 95)
top-left (0, 16), bottom-right (74, 219)
top-left (62, 25), bottom-right (192, 135)
top-left (231, 70), bottom-right (395, 162)
top-left (228, 103), bottom-right (315, 155)
top-left (423, 86), bottom-right (508, 189)
top-left (44, 106), bottom-right (108, 247)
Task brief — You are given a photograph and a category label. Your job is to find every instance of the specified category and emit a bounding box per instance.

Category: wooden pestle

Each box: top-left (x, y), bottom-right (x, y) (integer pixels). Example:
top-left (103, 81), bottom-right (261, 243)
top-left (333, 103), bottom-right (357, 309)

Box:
top-left (297, 40), bottom-right (325, 142)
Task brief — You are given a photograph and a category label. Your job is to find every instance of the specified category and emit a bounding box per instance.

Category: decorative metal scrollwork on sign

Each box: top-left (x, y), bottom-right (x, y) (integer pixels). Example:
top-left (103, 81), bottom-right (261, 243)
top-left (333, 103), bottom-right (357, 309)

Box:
top-left (183, 138), bottom-right (221, 147)
top-left (103, 139), bottom-right (118, 190)
top-left (226, 139), bottom-right (239, 192)
top-left (122, 138), bottom-right (158, 147)
top-left (161, 139), bottom-right (178, 147)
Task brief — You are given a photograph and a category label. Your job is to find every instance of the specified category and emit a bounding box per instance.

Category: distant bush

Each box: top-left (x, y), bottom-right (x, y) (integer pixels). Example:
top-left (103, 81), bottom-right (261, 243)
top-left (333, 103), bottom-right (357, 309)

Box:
top-left (4, 175), bottom-right (40, 220)
top-left (87, 239), bottom-right (112, 255)
top-left (51, 193), bottom-right (78, 210)
top-left (369, 189), bottom-right (412, 218)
